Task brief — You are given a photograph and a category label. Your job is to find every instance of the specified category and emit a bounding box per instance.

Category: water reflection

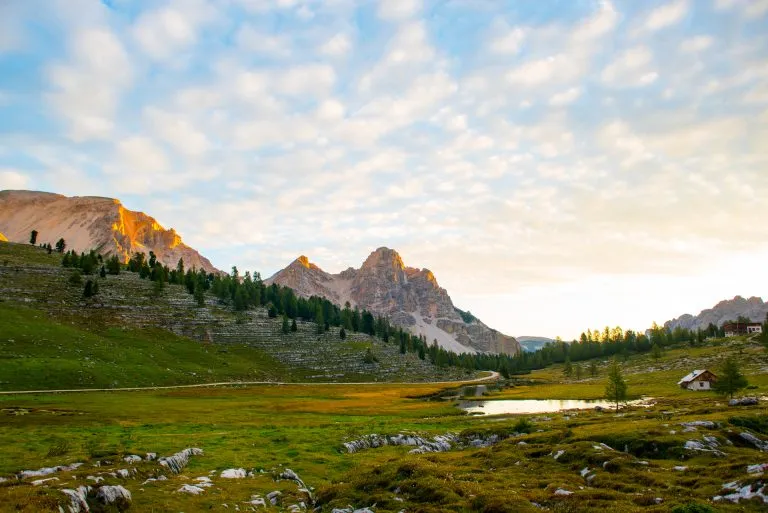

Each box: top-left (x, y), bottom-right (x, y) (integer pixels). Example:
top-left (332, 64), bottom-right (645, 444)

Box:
top-left (459, 398), bottom-right (648, 415)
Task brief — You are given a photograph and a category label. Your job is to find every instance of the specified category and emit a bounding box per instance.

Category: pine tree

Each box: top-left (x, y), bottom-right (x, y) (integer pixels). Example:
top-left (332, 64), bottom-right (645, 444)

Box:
top-left (563, 356), bottom-right (573, 377)
top-left (713, 357), bottom-right (748, 398)
top-left (281, 315), bottom-right (290, 334)
top-left (339, 327), bottom-right (346, 340)
top-left (68, 270), bottom-right (82, 286)
top-left (99, 265), bottom-right (107, 278)
top-left (194, 282), bottom-right (205, 307)
top-left (83, 280), bottom-right (95, 298)
top-left (29, 230), bottom-right (38, 245)
top-left (605, 360), bottom-right (628, 412)
top-left (55, 238), bottom-right (66, 253)
top-left (291, 319), bottom-right (297, 332)
top-left (574, 364), bottom-right (583, 380)
top-left (589, 360), bottom-right (598, 377)
top-left (651, 343), bottom-right (662, 360)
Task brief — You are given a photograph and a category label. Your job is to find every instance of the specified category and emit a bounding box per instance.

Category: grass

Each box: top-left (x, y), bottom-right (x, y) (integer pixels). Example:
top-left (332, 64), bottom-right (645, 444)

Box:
top-left (0, 302), bottom-right (292, 390)
top-left (2, 241), bottom-right (768, 511)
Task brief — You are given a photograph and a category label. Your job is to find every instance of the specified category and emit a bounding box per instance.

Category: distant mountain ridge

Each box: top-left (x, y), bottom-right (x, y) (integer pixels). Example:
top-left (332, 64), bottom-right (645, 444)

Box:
top-left (664, 296), bottom-right (768, 332)
top-left (266, 248), bottom-right (520, 355)
top-left (516, 336), bottom-right (556, 352)
top-left (0, 190), bottom-right (218, 273)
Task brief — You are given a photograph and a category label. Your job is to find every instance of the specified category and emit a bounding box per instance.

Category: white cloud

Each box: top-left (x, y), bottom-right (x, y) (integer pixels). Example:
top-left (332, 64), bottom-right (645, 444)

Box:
top-left (490, 27), bottom-right (525, 54)
top-left (643, 0), bottom-right (688, 31)
top-left (715, 0), bottom-right (768, 18)
top-left (571, 0), bottom-right (618, 42)
top-left (235, 25), bottom-right (291, 56)
top-left (131, 0), bottom-right (218, 61)
top-left (320, 33), bottom-right (352, 56)
top-left (377, 0), bottom-right (420, 21)
top-left (506, 53), bottom-right (586, 88)
top-left (680, 35), bottom-right (713, 53)
top-left (46, 28), bottom-right (132, 141)
top-left (143, 107), bottom-right (211, 157)
top-left (549, 87), bottom-right (582, 106)
top-left (115, 136), bottom-right (170, 174)
top-left (0, 169), bottom-right (32, 190)
top-left (316, 98), bottom-right (346, 121)
top-left (601, 46), bottom-right (658, 87)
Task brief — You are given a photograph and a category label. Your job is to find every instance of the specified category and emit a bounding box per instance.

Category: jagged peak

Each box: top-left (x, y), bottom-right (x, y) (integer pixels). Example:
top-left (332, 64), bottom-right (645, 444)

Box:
top-left (361, 247), bottom-right (405, 270)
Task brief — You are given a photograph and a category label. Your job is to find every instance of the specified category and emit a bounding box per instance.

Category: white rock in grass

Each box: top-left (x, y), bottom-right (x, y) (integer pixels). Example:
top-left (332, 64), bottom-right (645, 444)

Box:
top-left (553, 450), bottom-right (565, 460)
top-left (747, 463), bottom-right (768, 474)
top-left (32, 477), bottom-right (59, 486)
top-left (61, 486), bottom-right (90, 513)
top-left (673, 466), bottom-right (688, 472)
top-left (178, 484), bottom-right (206, 495)
top-left (95, 485), bottom-right (132, 507)
top-left (158, 448), bottom-right (203, 474)
top-left (554, 488), bottom-right (573, 496)
top-left (123, 455), bottom-right (141, 464)
top-left (220, 468), bottom-right (247, 479)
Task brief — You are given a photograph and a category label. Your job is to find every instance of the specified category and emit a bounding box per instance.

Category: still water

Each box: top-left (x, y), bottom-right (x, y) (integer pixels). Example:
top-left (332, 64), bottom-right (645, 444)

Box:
top-left (459, 398), bottom-right (647, 415)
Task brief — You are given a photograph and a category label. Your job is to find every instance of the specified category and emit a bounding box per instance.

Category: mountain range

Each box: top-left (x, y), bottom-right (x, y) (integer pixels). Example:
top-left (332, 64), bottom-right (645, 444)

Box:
top-left (0, 190), bottom-right (217, 273)
top-left (664, 295), bottom-right (768, 332)
top-left (266, 248), bottom-right (520, 355)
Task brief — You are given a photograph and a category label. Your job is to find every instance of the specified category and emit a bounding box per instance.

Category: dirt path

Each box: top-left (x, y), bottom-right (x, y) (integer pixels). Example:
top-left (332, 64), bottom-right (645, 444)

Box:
top-left (0, 371), bottom-right (500, 395)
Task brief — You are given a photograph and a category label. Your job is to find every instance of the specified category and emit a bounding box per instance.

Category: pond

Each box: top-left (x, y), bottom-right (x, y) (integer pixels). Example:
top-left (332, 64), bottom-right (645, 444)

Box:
top-left (459, 398), bottom-right (650, 415)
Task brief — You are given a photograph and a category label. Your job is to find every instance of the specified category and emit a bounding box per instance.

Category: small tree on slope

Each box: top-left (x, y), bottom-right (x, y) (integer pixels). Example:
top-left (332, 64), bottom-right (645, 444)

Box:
top-left (713, 357), bottom-right (748, 398)
top-left (605, 359), bottom-right (628, 412)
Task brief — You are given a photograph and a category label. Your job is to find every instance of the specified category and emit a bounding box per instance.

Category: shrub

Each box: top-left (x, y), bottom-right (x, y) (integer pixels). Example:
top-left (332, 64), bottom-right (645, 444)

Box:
top-left (512, 417), bottom-right (534, 434)
top-left (68, 270), bottom-right (82, 285)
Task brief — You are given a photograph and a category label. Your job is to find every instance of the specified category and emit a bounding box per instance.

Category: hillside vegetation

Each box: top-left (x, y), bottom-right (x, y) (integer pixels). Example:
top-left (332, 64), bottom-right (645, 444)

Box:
top-left (0, 242), bottom-right (470, 389)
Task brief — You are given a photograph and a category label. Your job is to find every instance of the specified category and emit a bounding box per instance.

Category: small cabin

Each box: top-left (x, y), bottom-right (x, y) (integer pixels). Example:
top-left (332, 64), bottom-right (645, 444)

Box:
top-left (678, 369), bottom-right (717, 391)
top-left (723, 322), bottom-right (763, 338)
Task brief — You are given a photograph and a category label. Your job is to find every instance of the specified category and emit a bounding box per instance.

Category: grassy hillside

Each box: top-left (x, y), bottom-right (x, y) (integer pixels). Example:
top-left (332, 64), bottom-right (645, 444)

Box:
top-left (0, 242), bottom-right (470, 388)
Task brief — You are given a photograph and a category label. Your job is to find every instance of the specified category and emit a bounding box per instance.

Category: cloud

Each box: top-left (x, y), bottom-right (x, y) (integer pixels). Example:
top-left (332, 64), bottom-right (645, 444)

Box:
top-left (549, 87), bottom-right (582, 106)
top-left (115, 136), bottom-right (170, 174)
top-left (715, 0), bottom-right (768, 18)
top-left (0, 169), bottom-right (32, 190)
top-left (642, 0), bottom-right (688, 32)
top-left (131, 0), bottom-right (218, 61)
top-left (320, 33), bottom-right (352, 56)
top-left (680, 35), bottom-right (713, 53)
top-left (46, 28), bottom-right (133, 141)
top-left (142, 107), bottom-right (211, 157)
top-left (601, 46), bottom-right (658, 87)
top-left (377, 0), bottom-right (420, 21)
top-left (571, 0), bottom-right (618, 42)
top-left (489, 27), bottom-right (525, 54)
top-left (235, 25), bottom-right (292, 56)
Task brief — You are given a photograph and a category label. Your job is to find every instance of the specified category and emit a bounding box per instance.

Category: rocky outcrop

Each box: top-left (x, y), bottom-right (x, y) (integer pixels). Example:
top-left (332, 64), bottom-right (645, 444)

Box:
top-left (665, 296), bottom-right (768, 332)
top-left (266, 247), bottom-right (520, 355)
top-left (0, 190), bottom-right (218, 273)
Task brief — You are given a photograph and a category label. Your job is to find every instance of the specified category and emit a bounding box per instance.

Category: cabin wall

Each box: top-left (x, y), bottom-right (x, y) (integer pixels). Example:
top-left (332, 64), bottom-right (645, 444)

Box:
top-left (686, 380), bottom-right (712, 391)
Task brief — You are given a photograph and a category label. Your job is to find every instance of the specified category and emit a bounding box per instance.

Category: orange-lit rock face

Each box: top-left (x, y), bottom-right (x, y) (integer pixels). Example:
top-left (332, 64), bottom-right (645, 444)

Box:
top-left (0, 190), bottom-right (219, 273)
top-left (266, 247), bottom-right (520, 355)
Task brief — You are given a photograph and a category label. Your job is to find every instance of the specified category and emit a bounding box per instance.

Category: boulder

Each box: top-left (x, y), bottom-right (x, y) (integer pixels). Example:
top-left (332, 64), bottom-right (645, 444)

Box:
top-left (729, 397), bottom-right (759, 406)
top-left (267, 491), bottom-right (282, 506)
top-left (158, 448), bottom-right (203, 474)
top-left (740, 432), bottom-right (768, 451)
top-left (95, 485), bottom-right (132, 510)
top-left (61, 486), bottom-right (90, 513)
top-left (178, 484), bottom-right (206, 495)
top-left (123, 455), bottom-right (141, 464)
top-left (220, 468), bottom-right (247, 479)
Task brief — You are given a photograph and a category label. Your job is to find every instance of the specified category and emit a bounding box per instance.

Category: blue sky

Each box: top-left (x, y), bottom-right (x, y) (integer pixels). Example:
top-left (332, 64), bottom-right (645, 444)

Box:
top-left (1, 0), bottom-right (767, 339)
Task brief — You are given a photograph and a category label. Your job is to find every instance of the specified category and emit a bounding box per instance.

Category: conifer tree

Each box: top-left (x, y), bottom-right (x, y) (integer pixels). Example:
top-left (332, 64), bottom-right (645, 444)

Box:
top-left (605, 360), bottom-right (628, 412)
top-left (291, 319), bottom-right (297, 332)
top-left (281, 315), bottom-right (290, 334)
top-left (713, 357), bottom-right (748, 398)
top-left (339, 327), bottom-right (346, 339)
top-left (29, 230), bottom-right (38, 245)
top-left (55, 238), bottom-right (66, 253)
top-left (194, 282), bottom-right (205, 307)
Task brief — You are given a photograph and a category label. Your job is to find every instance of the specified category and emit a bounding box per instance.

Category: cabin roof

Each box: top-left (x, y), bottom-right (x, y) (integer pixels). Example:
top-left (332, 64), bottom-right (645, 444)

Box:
top-left (677, 369), bottom-right (714, 385)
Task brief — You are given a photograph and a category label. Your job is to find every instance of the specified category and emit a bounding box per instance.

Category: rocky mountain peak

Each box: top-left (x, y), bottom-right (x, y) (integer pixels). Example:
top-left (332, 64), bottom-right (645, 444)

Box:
top-left (665, 295), bottom-right (767, 332)
top-left (0, 190), bottom-right (218, 273)
top-left (266, 248), bottom-right (520, 355)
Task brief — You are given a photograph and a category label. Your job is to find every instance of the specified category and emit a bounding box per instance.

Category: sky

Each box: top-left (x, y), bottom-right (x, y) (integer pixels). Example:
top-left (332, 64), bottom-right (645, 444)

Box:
top-left (1, 0), bottom-right (767, 340)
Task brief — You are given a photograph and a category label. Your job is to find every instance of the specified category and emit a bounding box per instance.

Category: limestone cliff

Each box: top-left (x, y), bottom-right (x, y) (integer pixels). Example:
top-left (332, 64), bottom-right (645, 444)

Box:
top-left (0, 190), bottom-right (218, 273)
top-left (266, 247), bottom-right (520, 355)
top-left (665, 296), bottom-right (768, 332)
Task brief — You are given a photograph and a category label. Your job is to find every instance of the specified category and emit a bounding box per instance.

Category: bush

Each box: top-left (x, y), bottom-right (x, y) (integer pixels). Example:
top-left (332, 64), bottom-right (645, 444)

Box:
top-left (512, 417), bottom-right (534, 434)
top-left (68, 270), bottom-right (82, 285)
